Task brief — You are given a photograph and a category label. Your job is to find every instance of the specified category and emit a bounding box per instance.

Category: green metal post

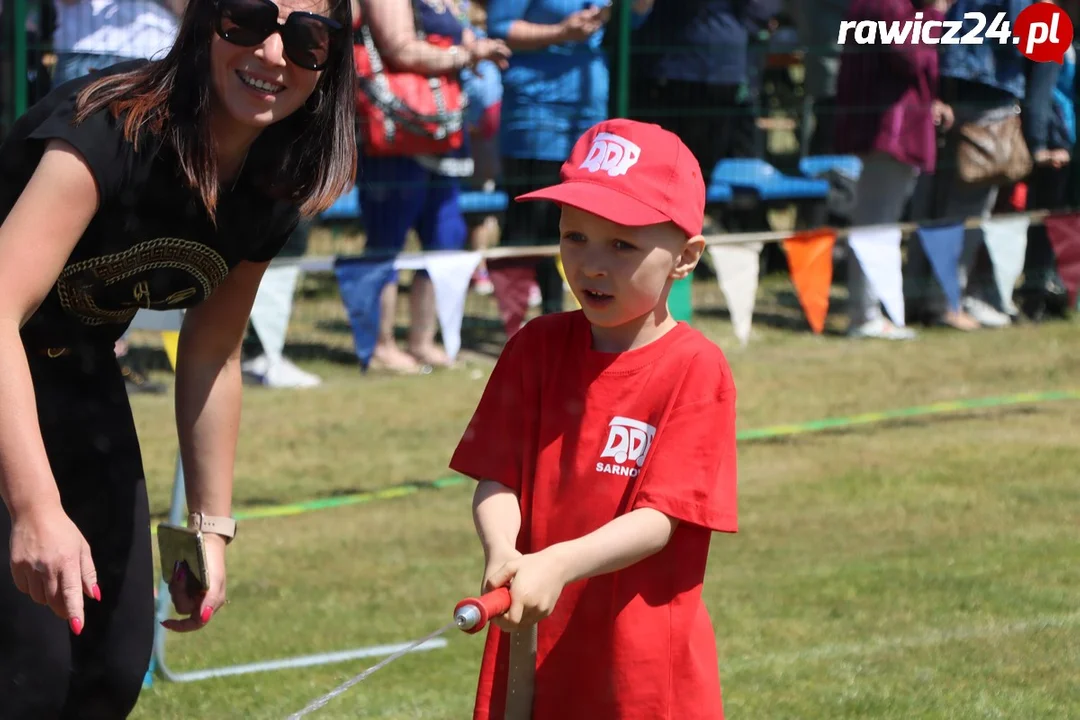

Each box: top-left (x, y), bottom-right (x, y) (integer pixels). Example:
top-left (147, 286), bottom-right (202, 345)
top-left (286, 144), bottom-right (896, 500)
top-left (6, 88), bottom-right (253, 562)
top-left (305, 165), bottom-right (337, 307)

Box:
top-left (12, 0), bottom-right (28, 119)
top-left (613, 2), bottom-right (694, 321)
top-left (615, 0), bottom-right (631, 118)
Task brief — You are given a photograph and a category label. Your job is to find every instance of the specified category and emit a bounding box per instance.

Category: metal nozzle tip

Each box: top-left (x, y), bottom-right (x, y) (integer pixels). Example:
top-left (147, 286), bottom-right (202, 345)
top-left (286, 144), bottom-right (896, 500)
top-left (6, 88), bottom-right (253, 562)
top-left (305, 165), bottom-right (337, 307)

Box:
top-left (455, 605), bottom-right (482, 631)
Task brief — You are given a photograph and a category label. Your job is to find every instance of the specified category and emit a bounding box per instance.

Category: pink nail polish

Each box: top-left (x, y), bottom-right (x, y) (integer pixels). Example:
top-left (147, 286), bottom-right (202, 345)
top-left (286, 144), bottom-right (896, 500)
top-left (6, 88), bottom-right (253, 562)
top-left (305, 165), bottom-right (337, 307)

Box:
top-left (200, 606), bottom-right (213, 623)
top-left (70, 617), bottom-right (83, 635)
top-left (92, 584), bottom-right (101, 602)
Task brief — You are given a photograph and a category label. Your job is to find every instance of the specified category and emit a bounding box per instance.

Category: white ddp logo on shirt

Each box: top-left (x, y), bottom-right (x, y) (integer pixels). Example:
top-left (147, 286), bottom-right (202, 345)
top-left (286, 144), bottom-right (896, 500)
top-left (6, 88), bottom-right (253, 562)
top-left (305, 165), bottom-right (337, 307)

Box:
top-left (597, 416), bottom-right (657, 478)
top-left (579, 133), bottom-right (642, 177)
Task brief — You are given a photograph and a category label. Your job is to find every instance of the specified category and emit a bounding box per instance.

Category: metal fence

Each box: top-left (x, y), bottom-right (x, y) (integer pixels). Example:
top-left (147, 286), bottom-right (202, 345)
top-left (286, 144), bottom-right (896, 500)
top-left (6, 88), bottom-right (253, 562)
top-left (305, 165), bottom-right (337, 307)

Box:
top-left (3, 1), bottom-right (1077, 367)
top-left (0, 0), bottom-right (812, 355)
top-left (0, 0), bottom-right (798, 155)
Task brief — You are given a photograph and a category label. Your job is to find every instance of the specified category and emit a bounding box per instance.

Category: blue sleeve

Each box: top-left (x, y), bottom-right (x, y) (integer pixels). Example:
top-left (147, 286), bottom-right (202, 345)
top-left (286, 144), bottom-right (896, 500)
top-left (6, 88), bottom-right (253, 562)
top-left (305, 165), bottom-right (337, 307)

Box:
top-left (487, 0), bottom-right (532, 39)
top-left (1022, 59), bottom-right (1061, 152)
top-left (1009, 0), bottom-right (1032, 23)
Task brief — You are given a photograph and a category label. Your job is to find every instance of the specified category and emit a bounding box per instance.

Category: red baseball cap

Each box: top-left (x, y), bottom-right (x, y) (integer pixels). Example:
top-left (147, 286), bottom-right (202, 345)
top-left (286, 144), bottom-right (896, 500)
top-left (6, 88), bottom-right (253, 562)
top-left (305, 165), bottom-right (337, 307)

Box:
top-left (515, 119), bottom-right (706, 238)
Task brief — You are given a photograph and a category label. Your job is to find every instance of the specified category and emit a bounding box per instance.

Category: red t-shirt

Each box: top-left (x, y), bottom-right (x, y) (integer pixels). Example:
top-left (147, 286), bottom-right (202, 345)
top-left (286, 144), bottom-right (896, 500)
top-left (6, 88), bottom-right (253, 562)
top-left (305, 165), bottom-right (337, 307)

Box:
top-left (449, 311), bottom-right (738, 720)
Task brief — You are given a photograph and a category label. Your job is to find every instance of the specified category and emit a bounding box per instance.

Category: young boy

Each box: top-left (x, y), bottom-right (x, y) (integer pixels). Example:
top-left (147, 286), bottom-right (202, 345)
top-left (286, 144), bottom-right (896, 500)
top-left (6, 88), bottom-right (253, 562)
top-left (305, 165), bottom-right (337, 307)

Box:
top-left (449, 118), bottom-right (738, 719)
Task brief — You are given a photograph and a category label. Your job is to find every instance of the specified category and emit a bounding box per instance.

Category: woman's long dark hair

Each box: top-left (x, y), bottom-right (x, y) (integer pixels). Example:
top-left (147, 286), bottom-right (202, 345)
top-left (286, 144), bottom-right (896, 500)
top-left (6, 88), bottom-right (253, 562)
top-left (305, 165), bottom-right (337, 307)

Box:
top-left (72, 0), bottom-right (356, 221)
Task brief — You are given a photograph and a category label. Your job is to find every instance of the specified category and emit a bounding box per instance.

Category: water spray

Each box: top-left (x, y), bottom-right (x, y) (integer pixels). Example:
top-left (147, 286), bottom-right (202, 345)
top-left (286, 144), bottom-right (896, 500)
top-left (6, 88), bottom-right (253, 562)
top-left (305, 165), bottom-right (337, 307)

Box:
top-left (286, 588), bottom-right (512, 718)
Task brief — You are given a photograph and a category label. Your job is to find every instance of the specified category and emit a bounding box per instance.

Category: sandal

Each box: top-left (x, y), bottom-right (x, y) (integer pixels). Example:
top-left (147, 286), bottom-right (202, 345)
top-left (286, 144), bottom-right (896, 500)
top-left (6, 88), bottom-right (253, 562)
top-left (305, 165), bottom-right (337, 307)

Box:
top-left (367, 346), bottom-right (427, 375)
top-left (847, 317), bottom-right (916, 340)
top-left (408, 344), bottom-right (453, 369)
top-left (939, 309), bottom-right (980, 332)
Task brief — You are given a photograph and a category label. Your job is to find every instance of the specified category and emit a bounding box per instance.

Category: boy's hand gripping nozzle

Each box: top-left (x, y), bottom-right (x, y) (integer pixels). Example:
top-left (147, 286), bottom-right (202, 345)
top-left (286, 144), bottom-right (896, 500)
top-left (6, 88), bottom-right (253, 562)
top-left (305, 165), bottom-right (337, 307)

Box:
top-left (454, 587), bottom-right (512, 634)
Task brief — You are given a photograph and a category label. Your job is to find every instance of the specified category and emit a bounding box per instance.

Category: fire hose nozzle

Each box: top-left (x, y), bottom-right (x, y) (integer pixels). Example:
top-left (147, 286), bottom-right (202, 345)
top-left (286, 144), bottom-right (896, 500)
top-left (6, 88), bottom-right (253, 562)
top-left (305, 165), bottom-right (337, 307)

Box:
top-left (453, 587), bottom-right (512, 634)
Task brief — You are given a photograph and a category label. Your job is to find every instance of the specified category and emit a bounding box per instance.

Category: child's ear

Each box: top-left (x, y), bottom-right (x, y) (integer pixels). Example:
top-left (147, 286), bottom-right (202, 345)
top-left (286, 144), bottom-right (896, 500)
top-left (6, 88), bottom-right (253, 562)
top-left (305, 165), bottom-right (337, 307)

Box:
top-left (671, 234), bottom-right (706, 280)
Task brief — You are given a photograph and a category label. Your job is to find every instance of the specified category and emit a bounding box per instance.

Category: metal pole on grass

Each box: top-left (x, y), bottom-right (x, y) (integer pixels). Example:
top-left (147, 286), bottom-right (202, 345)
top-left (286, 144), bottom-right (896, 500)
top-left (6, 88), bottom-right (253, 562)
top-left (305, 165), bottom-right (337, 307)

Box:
top-left (147, 453), bottom-right (187, 686)
top-left (136, 304), bottom-right (449, 683)
top-left (148, 451), bottom-right (449, 684)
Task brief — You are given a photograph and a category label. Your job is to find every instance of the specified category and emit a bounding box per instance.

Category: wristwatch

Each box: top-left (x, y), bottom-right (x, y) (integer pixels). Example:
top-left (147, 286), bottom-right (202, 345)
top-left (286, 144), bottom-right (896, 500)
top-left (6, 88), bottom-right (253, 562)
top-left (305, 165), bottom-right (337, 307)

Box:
top-left (448, 44), bottom-right (471, 70)
top-left (188, 512), bottom-right (237, 545)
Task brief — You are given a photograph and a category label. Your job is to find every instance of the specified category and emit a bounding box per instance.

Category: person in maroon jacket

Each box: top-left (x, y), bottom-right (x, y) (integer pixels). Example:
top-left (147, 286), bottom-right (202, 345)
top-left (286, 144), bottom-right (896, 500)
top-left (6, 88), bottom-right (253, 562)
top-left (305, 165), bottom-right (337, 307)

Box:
top-left (834, 0), bottom-right (968, 338)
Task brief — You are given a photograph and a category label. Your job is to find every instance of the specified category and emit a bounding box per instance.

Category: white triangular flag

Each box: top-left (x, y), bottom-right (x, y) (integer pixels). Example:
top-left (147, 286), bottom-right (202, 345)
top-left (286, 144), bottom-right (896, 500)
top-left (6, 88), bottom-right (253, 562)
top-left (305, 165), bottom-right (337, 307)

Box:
top-left (848, 226), bottom-right (906, 327)
top-left (708, 242), bottom-right (762, 346)
top-left (981, 215), bottom-right (1029, 315)
top-left (423, 251), bottom-right (483, 362)
top-left (250, 264), bottom-right (301, 364)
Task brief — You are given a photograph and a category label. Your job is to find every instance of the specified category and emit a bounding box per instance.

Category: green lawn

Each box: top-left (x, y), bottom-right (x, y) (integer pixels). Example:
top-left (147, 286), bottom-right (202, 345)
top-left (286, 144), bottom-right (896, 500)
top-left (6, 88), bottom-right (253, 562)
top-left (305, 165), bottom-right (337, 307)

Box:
top-left (127, 276), bottom-right (1080, 719)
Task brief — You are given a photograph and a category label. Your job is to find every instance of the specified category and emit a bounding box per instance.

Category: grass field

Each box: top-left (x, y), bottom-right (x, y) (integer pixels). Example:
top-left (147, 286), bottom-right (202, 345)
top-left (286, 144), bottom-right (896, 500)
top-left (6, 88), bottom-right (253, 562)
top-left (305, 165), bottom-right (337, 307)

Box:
top-left (126, 272), bottom-right (1080, 719)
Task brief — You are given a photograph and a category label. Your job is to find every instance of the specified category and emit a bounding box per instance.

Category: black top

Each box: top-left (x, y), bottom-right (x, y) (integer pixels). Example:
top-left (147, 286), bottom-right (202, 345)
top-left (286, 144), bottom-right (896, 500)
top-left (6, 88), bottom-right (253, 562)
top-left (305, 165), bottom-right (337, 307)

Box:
top-left (1, 61), bottom-right (301, 350)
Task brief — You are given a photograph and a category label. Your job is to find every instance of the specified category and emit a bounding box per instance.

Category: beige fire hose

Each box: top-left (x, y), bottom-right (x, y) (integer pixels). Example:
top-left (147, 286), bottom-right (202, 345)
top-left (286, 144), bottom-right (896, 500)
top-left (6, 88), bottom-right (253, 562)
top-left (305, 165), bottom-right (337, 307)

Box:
top-left (504, 624), bottom-right (537, 720)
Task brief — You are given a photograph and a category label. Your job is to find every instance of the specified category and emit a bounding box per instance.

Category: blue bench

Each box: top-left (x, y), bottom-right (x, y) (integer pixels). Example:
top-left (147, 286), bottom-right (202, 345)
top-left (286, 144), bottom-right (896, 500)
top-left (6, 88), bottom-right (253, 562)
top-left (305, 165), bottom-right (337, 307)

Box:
top-left (320, 188), bottom-right (510, 223)
top-left (798, 154), bottom-right (862, 181)
top-left (706, 182), bottom-right (734, 204)
top-left (320, 187), bottom-right (361, 222)
top-left (711, 159), bottom-right (830, 203)
top-left (319, 181), bottom-right (734, 235)
top-left (458, 190), bottom-right (509, 215)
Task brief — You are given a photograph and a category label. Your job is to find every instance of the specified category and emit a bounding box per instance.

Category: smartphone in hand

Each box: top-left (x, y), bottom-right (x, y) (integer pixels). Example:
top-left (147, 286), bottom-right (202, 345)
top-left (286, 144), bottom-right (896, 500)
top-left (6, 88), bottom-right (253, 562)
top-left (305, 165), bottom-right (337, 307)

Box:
top-left (157, 523), bottom-right (210, 592)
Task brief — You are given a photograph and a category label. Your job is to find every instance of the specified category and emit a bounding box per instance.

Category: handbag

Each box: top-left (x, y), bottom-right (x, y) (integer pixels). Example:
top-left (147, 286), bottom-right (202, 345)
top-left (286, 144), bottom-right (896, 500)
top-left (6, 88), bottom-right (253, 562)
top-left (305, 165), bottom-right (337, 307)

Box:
top-left (954, 105), bottom-right (1033, 186)
top-left (353, 0), bottom-right (466, 157)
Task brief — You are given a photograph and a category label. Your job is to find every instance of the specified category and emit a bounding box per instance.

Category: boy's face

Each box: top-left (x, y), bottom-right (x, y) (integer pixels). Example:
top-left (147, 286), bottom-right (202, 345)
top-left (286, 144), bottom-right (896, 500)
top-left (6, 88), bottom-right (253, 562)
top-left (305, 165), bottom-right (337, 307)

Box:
top-left (558, 205), bottom-right (704, 333)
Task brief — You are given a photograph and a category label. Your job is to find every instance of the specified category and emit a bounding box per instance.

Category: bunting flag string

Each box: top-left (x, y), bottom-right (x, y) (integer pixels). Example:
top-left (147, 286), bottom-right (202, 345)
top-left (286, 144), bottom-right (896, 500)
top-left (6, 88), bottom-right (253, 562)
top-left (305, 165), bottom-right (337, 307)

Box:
top-left (314, 209), bottom-right (1069, 366)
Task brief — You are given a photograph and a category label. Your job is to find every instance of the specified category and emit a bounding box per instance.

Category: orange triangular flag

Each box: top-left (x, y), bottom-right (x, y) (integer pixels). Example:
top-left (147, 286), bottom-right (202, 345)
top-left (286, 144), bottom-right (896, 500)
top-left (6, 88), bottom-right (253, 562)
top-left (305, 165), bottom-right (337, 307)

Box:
top-left (782, 229), bottom-right (836, 334)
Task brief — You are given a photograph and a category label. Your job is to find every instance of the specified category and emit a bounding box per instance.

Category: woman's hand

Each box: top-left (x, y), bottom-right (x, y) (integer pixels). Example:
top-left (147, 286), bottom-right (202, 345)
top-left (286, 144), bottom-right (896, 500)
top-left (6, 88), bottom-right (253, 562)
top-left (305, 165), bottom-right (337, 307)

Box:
top-left (932, 100), bottom-right (954, 131)
top-left (558, 6), bottom-right (608, 43)
top-left (1036, 148), bottom-right (1071, 168)
top-left (8, 500), bottom-right (99, 634)
top-left (1050, 149), bottom-right (1070, 168)
top-left (162, 534), bottom-right (228, 632)
top-left (464, 37), bottom-right (512, 70)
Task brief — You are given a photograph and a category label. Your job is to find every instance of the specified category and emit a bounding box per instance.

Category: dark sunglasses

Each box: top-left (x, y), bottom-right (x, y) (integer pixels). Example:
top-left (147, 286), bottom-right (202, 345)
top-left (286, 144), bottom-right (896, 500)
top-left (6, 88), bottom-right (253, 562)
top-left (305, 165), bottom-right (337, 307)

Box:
top-left (214, 0), bottom-right (343, 71)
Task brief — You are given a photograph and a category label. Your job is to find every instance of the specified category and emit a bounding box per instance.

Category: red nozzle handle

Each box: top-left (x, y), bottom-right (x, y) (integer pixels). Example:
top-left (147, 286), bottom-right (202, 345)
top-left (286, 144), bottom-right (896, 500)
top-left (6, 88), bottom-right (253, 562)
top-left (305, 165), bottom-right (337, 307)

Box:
top-left (453, 587), bottom-right (512, 634)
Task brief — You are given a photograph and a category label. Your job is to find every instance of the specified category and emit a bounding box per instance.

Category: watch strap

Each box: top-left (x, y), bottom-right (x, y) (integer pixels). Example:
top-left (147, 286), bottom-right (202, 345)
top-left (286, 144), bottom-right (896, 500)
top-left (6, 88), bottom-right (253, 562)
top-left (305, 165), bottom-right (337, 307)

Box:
top-left (188, 512), bottom-right (237, 544)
